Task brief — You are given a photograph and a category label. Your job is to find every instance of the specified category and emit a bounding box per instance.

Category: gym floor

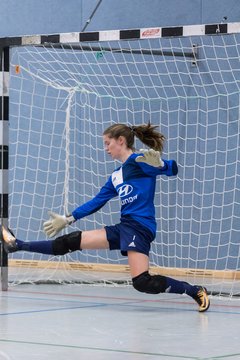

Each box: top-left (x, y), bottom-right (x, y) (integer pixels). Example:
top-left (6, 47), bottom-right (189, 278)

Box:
top-left (1, 282), bottom-right (240, 360)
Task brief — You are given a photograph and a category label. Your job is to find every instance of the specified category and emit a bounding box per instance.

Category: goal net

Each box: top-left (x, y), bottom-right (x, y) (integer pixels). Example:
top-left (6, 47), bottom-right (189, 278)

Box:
top-left (7, 31), bottom-right (240, 295)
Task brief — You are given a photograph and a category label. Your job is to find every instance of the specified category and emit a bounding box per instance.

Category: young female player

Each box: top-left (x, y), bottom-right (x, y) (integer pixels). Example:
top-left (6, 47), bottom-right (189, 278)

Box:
top-left (2, 122), bottom-right (210, 312)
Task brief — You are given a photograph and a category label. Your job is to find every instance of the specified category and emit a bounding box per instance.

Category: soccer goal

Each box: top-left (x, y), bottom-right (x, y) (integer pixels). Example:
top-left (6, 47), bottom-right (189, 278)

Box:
top-left (1, 23), bottom-right (240, 296)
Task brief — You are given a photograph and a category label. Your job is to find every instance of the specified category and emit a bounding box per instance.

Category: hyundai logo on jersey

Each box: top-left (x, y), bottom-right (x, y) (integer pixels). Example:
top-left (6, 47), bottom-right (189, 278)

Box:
top-left (118, 184), bottom-right (133, 197)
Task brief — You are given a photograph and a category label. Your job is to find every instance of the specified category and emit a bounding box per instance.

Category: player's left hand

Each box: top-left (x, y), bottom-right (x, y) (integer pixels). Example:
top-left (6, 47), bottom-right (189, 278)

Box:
top-left (135, 148), bottom-right (164, 167)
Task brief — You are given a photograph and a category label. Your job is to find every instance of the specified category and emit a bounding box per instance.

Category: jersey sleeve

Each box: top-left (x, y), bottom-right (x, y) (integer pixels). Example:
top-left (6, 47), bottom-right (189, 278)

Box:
top-left (72, 176), bottom-right (118, 220)
top-left (136, 158), bottom-right (178, 177)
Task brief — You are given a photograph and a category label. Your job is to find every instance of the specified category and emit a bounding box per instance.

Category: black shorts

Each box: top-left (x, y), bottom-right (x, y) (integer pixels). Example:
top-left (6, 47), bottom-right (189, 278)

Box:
top-left (105, 217), bottom-right (155, 256)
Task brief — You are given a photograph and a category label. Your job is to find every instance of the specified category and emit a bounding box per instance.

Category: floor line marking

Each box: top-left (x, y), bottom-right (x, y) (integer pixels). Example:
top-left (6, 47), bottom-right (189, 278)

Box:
top-left (0, 338), bottom-right (200, 359)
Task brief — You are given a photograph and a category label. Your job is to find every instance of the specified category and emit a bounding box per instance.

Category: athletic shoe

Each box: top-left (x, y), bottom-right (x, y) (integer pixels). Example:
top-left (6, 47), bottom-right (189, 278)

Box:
top-left (1, 225), bottom-right (18, 253)
top-left (192, 286), bottom-right (210, 312)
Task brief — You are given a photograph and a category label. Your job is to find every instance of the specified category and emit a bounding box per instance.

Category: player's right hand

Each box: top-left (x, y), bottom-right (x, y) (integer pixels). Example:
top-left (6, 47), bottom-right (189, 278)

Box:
top-left (43, 211), bottom-right (75, 238)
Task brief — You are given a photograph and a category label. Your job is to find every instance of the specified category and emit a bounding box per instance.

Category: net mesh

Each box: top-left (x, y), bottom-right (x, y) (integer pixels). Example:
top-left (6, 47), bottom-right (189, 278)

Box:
top-left (8, 33), bottom-right (240, 295)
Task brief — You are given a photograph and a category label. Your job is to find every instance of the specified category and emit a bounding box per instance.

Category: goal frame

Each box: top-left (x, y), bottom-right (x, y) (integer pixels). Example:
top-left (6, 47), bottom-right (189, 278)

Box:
top-left (1, 21), bottom-right (239, 291)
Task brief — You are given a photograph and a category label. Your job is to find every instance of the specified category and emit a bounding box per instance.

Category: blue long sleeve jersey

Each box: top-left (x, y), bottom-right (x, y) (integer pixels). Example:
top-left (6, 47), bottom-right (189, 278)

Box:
top-left (72, 153), bottom-right (178, 236)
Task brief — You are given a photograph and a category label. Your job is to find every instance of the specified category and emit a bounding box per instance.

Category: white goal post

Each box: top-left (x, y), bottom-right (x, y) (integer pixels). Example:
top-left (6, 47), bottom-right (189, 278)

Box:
top-left (1, 22), bottom-right (240, 296)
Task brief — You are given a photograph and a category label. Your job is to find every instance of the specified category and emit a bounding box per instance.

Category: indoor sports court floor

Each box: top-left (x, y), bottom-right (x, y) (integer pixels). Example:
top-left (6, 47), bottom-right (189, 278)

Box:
top-left (1, 280), bottom-right (240, 360)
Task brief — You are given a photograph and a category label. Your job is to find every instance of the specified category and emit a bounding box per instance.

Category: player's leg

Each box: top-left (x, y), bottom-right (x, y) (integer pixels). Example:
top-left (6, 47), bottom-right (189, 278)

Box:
top-left (1, 225), bottom-right (109, 255)
top-left (81, 228), bottom-right (109, 249)
top-left (51, 228), bottom-right (109, 254)
top-left (128, 251), bottom-right (210, 312)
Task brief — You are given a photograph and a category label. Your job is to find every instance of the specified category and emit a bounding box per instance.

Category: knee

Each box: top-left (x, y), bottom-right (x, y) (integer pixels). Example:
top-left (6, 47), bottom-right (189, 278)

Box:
top-left (132, 271), bottom-right (167, 294)
top-left (52, 231), bottom-right (81, 255)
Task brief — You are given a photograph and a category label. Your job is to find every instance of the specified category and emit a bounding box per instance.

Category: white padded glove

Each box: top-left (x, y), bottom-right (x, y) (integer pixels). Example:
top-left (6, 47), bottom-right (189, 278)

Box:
top-left (43, 211), bottom-right (75, 238)
top-left (135, 148), bottom-right (164, 168)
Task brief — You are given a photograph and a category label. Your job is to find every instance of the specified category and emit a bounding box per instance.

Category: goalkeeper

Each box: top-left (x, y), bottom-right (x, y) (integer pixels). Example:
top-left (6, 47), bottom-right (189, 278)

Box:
top-left (2, 122), bottom-right (210, 312)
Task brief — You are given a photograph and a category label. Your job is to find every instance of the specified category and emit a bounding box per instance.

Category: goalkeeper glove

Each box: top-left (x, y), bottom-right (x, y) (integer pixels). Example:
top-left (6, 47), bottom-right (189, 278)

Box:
top-left (43, 211), bottom-right (76, 238)
top-left (135, 148), bottom-right (164, 167)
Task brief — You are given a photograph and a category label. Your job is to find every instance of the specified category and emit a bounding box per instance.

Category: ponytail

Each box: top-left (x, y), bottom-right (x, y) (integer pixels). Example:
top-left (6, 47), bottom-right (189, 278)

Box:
top-left (132, 122), bottom-right (165, 153)
top-left (103, 122), bottom-right (165, 153)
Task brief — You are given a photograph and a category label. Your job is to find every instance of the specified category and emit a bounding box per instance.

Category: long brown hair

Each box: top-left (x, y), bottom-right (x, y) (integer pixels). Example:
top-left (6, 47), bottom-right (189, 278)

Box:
top-left (103, 122), bottom-right (165, 153)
